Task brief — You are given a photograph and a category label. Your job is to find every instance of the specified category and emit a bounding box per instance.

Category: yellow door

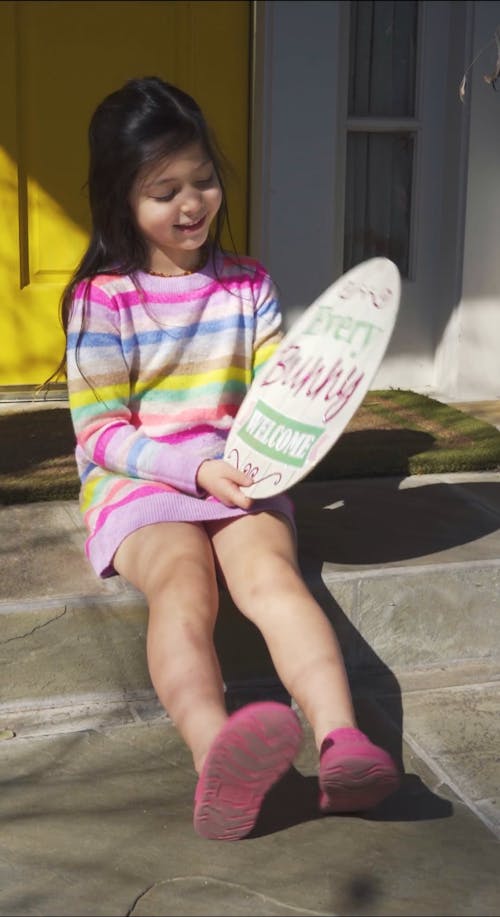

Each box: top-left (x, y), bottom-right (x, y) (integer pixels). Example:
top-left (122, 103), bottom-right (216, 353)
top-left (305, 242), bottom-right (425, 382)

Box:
top-left (0, 0), bottom-right (250, 388)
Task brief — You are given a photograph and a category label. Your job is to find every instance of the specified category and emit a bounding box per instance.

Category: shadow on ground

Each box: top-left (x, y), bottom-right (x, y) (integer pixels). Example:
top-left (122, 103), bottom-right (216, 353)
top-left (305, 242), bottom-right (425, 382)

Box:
top-left (215, 570), bottom-right (454, 841)
top-left (292, 477), bottom-right (500, 564)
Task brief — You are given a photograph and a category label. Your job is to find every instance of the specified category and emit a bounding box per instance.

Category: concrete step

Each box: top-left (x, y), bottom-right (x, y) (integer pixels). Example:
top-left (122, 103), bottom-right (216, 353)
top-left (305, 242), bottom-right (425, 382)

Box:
top-left (2, 475), bottom-right (500, 713)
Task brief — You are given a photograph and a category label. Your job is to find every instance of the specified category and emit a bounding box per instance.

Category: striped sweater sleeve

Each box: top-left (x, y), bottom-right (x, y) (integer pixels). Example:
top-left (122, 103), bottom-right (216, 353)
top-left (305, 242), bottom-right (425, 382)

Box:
top-left (251, 267), bottom-right (284, 378)
top-left (66, 280), bottom-right (203, 495)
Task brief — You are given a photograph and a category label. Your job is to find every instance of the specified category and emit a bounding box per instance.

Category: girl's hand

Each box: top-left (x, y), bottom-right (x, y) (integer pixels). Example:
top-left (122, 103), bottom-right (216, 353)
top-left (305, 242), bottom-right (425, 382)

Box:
top-left (196, 459), bottom-right (254, 509)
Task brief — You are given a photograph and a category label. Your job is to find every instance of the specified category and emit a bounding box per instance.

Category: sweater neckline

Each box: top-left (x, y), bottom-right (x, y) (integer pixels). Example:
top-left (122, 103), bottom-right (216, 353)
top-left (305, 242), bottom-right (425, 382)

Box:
top-left (135, 251), bottom-right (221, 287)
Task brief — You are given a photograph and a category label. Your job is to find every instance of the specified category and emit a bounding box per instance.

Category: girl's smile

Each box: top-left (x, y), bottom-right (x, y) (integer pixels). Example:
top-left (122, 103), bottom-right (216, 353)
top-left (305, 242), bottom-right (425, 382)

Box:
top-left (174, 214), bottom-right (207, 233)
top-left (130, 142), bottom-right (222, 274)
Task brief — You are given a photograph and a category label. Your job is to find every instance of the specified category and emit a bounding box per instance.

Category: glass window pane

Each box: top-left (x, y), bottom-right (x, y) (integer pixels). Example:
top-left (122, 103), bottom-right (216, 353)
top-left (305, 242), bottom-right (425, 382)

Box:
top-left (348, 0), bottom-right (418, 117)
top-left (343, 131), bottom-right (413, 276)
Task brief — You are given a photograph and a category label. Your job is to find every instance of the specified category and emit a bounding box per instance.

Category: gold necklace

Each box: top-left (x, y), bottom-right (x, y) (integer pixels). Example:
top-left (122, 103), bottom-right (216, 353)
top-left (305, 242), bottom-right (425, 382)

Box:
top-left (147, 248), bottom-right (208, 278)
top-left (147, 267), bottom-right (194, 277)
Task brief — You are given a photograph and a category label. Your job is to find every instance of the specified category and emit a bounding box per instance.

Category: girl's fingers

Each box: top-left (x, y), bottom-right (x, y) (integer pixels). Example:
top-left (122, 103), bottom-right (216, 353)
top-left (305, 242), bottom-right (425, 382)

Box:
top-left (224, 482), bottom-right (253, 510)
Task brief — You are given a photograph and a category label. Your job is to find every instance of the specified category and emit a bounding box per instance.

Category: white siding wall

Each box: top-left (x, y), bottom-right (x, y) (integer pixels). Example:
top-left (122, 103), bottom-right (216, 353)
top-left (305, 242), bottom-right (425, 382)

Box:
top-left (439, 1), bottom-right (500, 400)
top-left (250, 0), bottom-right (345, 328)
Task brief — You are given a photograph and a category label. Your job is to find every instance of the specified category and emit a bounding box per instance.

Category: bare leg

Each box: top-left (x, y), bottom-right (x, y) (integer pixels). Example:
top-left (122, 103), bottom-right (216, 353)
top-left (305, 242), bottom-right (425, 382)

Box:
top-left (113, 521), bottom-right (227, 773)
top-left (206, 512), bottom-right (357, 751)
top-left (207, 513), bottom-right (400, 815)
top-left (114, 519), bottom-right (304, 841)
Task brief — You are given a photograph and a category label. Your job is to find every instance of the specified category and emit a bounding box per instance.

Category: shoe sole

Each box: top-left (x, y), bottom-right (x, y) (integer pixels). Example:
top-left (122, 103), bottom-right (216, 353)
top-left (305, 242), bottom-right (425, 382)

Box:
top-left (320, 753), bottom-right (401, 813)
top-left (193, 701), bottom-right (303, 841)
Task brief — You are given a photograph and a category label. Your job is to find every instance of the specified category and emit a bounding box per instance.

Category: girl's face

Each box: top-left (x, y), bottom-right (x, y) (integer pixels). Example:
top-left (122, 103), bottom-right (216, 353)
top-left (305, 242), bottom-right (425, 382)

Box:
top-left (130, 141), bottom-right (222, 273)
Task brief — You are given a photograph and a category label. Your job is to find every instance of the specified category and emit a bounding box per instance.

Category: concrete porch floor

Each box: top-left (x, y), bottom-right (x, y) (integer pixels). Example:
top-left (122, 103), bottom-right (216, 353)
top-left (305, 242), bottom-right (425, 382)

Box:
top-left (0, 398), bottom-right (499, 916)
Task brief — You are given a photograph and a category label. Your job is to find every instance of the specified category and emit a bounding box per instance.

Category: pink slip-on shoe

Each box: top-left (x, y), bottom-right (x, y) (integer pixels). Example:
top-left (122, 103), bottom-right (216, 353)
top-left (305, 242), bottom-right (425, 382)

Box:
top-left (319, 726), bottom-right (401, 814)
top-left (193, 701), bottom-right (303, 841)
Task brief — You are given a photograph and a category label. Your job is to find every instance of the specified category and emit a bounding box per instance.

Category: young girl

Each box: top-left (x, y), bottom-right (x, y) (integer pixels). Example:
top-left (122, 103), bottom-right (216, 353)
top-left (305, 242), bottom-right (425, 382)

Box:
top-left (58, 76), bottom-right (400, 841)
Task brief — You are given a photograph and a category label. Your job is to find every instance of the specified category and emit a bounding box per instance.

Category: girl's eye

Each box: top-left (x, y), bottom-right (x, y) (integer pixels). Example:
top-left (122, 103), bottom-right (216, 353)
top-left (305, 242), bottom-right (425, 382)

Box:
top-left (151, 172), bottom-right (215, 202)
top-left (153, 190), bottom-right (176, 203)
top-left (196, 173), bottom-right (215, 187)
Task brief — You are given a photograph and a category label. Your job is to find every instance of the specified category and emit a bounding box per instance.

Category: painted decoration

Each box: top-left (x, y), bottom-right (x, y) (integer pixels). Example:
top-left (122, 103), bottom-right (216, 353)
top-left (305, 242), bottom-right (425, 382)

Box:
top-left (223, 257), bottom-right (401, 497)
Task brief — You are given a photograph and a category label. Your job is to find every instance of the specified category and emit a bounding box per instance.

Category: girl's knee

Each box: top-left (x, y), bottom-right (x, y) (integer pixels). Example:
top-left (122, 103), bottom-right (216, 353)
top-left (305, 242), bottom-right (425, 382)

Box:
top-left (151, 554), bottom-right (218, 609)
top-left (229, 552), bottom-right (302, 611)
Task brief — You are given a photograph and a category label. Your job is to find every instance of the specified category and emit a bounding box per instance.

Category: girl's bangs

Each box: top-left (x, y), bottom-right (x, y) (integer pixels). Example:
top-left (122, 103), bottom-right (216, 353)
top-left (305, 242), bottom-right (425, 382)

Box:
top-left (142, 124), bottom-right (204, 166)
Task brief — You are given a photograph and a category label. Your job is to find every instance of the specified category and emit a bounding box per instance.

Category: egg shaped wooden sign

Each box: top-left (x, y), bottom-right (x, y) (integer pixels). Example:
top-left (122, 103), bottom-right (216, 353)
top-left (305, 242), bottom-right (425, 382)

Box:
top-left (224, 257), bottom-right (401, 498)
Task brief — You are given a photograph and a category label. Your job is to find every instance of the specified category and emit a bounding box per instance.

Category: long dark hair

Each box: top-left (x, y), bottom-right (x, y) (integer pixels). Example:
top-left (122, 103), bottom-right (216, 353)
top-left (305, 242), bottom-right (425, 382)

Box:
top-left (48, 76), bottom-right (235, 383)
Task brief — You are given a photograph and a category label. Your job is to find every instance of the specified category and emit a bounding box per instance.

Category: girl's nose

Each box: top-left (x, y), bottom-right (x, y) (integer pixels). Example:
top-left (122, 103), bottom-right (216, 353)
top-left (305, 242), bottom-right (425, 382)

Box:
top-left (180, 187), bottom-right (203, 212)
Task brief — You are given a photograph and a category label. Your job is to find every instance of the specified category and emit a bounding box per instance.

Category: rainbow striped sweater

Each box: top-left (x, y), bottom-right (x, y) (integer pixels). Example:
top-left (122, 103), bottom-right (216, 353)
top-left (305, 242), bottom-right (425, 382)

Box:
top-left (66, 252), bottom-right (292, 575)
